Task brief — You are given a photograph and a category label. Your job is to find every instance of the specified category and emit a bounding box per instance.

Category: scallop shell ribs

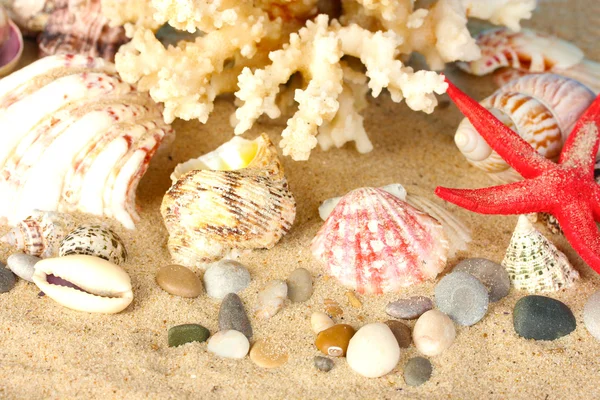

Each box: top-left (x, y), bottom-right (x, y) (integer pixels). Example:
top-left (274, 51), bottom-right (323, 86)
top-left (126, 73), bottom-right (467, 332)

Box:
top-left (0, 54), bottom-right (174, 229)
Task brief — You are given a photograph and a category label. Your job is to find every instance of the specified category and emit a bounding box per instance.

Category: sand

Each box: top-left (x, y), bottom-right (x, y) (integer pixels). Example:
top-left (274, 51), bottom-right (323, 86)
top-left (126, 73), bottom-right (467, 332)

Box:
top-left (1, 2), bottom-right (600, 399)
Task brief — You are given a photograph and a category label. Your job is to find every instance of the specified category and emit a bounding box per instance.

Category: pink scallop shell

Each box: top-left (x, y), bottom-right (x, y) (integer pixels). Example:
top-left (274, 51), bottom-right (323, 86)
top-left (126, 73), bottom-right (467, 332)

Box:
top-left (311, 187), bottom-right (449, 294)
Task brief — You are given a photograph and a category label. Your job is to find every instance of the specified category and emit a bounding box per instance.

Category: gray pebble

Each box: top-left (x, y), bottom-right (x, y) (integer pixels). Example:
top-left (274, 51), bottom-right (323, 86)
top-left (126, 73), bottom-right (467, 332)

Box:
top-left (386, 296), bottom-right (433, 319)
top-left (404, 357), bottom-right (432, 386)
top-left (435, 271), bottom-right (489, 326)
top-left (0, 263), bottom-right (16, 293)
top-left (584, 290), bottom-right (600, 341)
top-left (453, 258), bottom-right (510, 302)
top-left (514, 295), bottom-right (576, 340)
top-left (203, 260), bottom-right (251, 299)
top-left (7, 253), bottom-right (41, 282)
top-left (219, 293), bottom-right (253, 338)
top-left (286, 268), bottom-right (313, 302)
top-left (314, 356), bottom-right (334, 372)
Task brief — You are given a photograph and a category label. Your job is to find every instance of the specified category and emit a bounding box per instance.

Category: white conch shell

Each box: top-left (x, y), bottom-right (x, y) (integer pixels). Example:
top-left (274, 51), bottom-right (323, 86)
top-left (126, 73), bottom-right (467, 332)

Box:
top-left (0, 54), bottom-right (174, 229)
top-left (501, 216), bottom-right (579, 293)
top-left (312, 187), bottom-right (449, 294)
top-left (59, 224), bottom-right (128, 265)
top-left (33, 254), bottom-right (134, 313)
top-left (319, 183), bottom-right (471, 258)
top-left (454, 74), bottom-right (596, 183)
top-left (162, 134), bottom-right (295, 267)
top-left (1, 210), bottom-right (75, 258)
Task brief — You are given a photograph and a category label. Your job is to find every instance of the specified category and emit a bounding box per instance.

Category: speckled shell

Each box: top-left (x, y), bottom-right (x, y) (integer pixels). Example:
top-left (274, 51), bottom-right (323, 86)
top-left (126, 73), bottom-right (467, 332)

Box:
top-left (1, 210), bottom-right (75, 258)
top-left (502, 216), bottom-right (579, 293)
top-left (59, 224), bottom-right (127, 265)
top-left (32, 254), bottom-right (133, 313)
top-left (4, 0), bottom-right (56, 33)
top-left (162, 135), bottom-right (295, 267)
top-left (0, 54), bottom-right (174, 229)
top-left (311, 187), bottom-right (449, 294)
top-left (38, 0), bottom-right (128, 61)
top-left (455, 74), bottom-right (596, 183)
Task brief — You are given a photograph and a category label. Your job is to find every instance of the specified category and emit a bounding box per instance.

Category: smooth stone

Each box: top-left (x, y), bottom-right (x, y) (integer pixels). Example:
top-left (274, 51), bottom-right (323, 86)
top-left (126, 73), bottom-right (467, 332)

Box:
top-left (513, 295), bottom-right (576, 340)
top-left (168, 324), bottom-right (210, 347)
top-left (254, 280), bottom-right (288, 319)
top-left (346, 323), bottom-right (400, 378)
top-left (315, 324), bottom-right (355, 357)
top-left (7, 253), bottom-right (40, 282)
top-left (207, 330), bottom-right (250, 359)
top-left (249, 340), bottom-right (288, 369)
top-left (453, 258), bottom-right (510, 302)
top-left (219, 293), bottom-right (253, 338)
top-left (286, 268), bottom-right (313, 302)
top-left (156, 264), bottom-right (203, 298)
top-left (435, 271), bottom-right (489, 326)
top-left (385, 296), bottom-right (433, 320)
top-left (311, 311), bottom-right (335, 334)
top-left (203, 260), bottom-right (251, 299)
top-left (0, 264), bottom-right (15, 293)
top-left (584, 290), bottom-right (600, 341)
top-left (384, 320), bottom-right (412, 348)
top-left (404, 357), bottom-right (433, 387)
top-left (413, 310), bottom-right (456, 356)
top-left (314, 356), bottom-right (334, 372)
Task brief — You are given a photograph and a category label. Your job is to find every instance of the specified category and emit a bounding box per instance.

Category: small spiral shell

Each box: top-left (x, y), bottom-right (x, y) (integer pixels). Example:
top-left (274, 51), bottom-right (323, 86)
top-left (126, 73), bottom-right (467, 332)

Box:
top-left (454, 74), bottom-right (596, 183)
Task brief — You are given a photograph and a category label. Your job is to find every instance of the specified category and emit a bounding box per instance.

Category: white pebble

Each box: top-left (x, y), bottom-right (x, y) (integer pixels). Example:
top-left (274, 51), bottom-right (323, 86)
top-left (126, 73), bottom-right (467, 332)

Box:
top-left (584, 290), bottom-right (600, 341)
top-left (254, 280), bottom-right (287, 319)
top-left (203, 260), bottom-right (251, 299)
top-left (310, 311), bottom-right (335, 334)
top-left (207, 330), bottom-right (250, 359)
top-left (413, 310), bottom-right (456, 356)
top-left (346, 323), bottom-right (400, 378)
top-left (7, 253), bottom-right (40, 282)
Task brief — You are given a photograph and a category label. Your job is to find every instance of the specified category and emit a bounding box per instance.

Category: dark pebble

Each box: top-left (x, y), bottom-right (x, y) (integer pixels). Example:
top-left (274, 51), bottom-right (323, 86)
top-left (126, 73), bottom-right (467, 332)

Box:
top-left (168, 324), bottom-right (210, 347)
top-left (219, 293), bottom-right (253, 338)
top-left (0, 264), bottom-right (16, 293)
top-left (384, 320), bottom-right (412, 348)
top-left (385, 296), bottom-right (433, 320)
top-left (404, 357), bottom-right (432, 386)
top-left (314, 356), bottom-right (334, 372)
top-left (513, 295), bottom-right (576, 340)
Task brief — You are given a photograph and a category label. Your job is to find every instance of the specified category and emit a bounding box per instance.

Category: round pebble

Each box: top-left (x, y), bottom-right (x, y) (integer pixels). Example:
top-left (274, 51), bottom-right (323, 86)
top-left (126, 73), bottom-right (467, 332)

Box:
top-left (413, 310), bottom-right (456, 356)
top-left (156, 264), bottom-right (203, 298)
top-left (203, 260), bottom-right (251, 299)
top-left (384, 320), bottom-right (412, 348)
top-left (168, 324), bottom-right (210, 347)
top-left (314, 356), bottom-right (334, 372)
top-left (315, 324), bottom-right (355, 357)
top-left (249, 340), bottom-right (288, 369)
top-left (453, 258), bottom-right (510, 302)
top-left (385, 296), bottom-right (433, 320)
top-left (584, 290), bottom-right (600, 341)
top-left (219, 293), bottom-right (253, 338)
top-left (346, 323), bottom-right (400, 378)
top-left (404, 357), bottom-right (433, 387)
top-left (513, 295), bottom-right (576, 340)
top-left (254, 280), bottom-right (288, 319)
top-left (207, 330), bottom-right (250, 359)
top-left (7, 253), bottom-right (40, 282)
top-left (286, 268), bottom-right (313, 302)
top-left (435, 271), bottom-right (489, 326)
top-left (310, 311), bottom-right (335, 334)
top-left (0, 263), bottom-right (15, 293)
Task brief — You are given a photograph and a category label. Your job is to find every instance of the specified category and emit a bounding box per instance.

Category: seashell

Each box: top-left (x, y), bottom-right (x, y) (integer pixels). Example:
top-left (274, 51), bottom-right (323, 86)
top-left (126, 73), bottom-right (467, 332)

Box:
top-left (454, 74), bottom-right (596, 183)
top-left (311, 187), bottom-right (449, 294)
top-left (0, 54), bottom-right (174, 229)
top-left (38, 0), bottom-right (128, 61)
top-left (319, 183), bottom-right (470, 258)
top-left (1, 210), bottom-right (75, 258)
top-left (4, 0), bottom-right (57, 33)
top-left (59, 224), bottom-right (127, 265)
top-left (0, 6), bottom-right (23, 77)
top-left (162, 134), bottom-right (295, 267)
top-left (32, 254), bottom-right (134, 313)
top-left (501, 216), bottom-right (579, 293)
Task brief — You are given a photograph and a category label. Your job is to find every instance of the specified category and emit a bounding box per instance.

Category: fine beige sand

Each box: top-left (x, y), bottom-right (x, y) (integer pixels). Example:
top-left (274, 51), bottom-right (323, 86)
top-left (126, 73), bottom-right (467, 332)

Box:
top-left (2, 2), bottom-right (600, 399)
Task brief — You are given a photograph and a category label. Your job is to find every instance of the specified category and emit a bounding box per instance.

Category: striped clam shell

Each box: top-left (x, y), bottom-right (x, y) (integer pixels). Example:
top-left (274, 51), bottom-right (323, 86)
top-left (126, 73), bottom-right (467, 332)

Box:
top-left (311, 187), bottom-right (449, 294)
top-left (502, 216), bottom-right (579, 293)
top-left (454, 74), bottom-right (596, 183)
top-left (0, 54), bottom-right (174, 229)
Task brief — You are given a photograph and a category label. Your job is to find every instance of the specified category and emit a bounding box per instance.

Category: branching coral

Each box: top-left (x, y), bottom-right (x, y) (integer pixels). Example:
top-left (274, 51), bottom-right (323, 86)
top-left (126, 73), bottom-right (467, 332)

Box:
top-left (108, 0), bottom-right (537, 160)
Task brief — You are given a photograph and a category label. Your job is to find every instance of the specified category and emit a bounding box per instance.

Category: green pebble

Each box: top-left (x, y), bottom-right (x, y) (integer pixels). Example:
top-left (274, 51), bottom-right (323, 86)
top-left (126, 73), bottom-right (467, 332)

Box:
top-left (168, 324), bottom-right (210, 347)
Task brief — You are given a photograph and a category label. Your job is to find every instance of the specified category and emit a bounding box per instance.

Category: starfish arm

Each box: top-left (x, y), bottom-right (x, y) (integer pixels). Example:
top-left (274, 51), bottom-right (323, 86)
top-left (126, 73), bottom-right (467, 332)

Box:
top-left (593, 184), bottom-right (600, 222)
top-left (555, 201), bottom-right (600, 275)
top-left (559, 94), bottom-right (600, 171)
top-left (435, 179), bottom-right (551, 215)
top-left (445, 78), bottom-right (555, 178)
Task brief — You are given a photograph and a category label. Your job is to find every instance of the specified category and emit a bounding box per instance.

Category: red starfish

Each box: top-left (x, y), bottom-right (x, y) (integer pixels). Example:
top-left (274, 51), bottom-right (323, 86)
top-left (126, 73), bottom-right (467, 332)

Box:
top-left (435, 78), bottom-right (600, 273)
